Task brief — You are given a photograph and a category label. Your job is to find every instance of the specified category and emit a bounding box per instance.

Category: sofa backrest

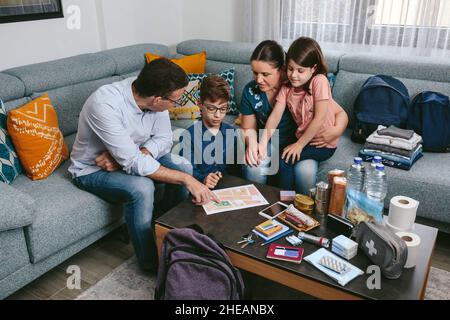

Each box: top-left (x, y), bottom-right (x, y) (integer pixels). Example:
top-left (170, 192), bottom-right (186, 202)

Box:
top-left (332, 53), bottom-right (450, 128)
top-left (176, 39), bottom-right (345, 109)
top-left (3, 40), bottom-right (449, 136)
top-left (0, 43), bottom-right (170, 137)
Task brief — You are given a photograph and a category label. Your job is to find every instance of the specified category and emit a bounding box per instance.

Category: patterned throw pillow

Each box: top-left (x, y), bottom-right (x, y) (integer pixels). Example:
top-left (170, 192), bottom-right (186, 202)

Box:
top-left (169, 79), bottom-right (202, 120)
top-left (0, 100), bottom-right (22, 184)
top-left (169, 68), bottom-right (237, 120)
top-left (7, 93), bottom-right (69, 181)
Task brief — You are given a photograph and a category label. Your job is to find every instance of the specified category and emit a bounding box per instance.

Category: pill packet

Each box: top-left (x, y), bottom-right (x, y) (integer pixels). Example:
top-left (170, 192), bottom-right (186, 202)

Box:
top-left (318, 256), bottom-right (350, 275)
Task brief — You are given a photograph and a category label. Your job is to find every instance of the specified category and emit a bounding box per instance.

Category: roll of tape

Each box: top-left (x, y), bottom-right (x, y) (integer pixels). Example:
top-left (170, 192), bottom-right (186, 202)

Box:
top-left (396, 231), bottom-right (421, 268)
top-left (388, 196), bottom-right (419, 231)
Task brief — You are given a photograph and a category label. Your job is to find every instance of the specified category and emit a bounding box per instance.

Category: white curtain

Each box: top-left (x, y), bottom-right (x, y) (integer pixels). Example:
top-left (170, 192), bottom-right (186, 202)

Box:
top-left (243, 0), bottom-right (283, 43)
top-left (245, 0), bottom-right (450, 56)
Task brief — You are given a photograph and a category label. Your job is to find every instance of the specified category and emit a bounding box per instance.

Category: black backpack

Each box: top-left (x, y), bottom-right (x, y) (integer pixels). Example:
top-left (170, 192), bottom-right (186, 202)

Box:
top-left (407, 91), bottom-right (450, 152)
top-left (352, 75), bottom-right (410, 143)
top-left (154, 226), bottom-right (244, 300)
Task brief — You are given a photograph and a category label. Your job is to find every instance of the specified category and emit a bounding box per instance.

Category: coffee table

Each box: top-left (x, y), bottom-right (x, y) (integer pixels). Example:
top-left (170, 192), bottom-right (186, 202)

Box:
top-left (155, 175), bottom-right (438, 300)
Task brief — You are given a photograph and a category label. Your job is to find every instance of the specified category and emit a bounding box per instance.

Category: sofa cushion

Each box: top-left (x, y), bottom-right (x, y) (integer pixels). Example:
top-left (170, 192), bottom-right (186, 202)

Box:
top-left (178, 40), bottom-right (256, 65)
top-left (322, 50), bottom-right (346, 74)
top-left (0, 229), bottom-right (30, 281)
top-left (339, 53), bottom-right (450, 83)
top-left (0, 73), bottom-right (25, 101)
top-left (12, 134), bottom-right (122, 263)
top-left (121, 71), bottom-right (140, 80)
top-left (0, 182), bottom-right (35, 232)
top-left (3, 53), bottom-right (116, 95)
top-left (205, 61), bottom-right (253, 110)
top-left (2, 97), bottom-right (30, 113)
top-left (318, 129), bottom-right (450, 225)
top-left (102, 43), bottom-right (170, 75)
top-left (31, 76), bottom-right (121, 136)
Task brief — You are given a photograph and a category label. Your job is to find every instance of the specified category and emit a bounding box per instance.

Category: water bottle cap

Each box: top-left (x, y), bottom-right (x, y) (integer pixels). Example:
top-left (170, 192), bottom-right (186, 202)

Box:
top-left (376, 164), bottom-right (385, 171)
top-left (354, 157), bottom-right (362, 164)
top-left (374, 156), bottom-right (382, 163)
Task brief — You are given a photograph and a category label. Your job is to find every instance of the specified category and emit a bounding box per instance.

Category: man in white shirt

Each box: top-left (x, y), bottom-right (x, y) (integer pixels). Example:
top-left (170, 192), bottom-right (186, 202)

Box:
top-left (69, 58), bottom-right (218, 272)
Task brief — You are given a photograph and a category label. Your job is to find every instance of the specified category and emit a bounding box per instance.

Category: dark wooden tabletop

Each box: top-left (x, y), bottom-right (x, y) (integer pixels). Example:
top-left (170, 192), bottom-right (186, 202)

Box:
top-left (155, 174), bottom-right (438, 300)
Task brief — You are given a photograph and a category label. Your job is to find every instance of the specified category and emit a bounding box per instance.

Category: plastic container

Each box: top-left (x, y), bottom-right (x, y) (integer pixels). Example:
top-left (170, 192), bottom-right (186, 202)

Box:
top-left (347, 157), bottom-right (365, 193)
top-left (365, 164), bottom-right (388, 203)
top-left (363, 156), bottom-right (382, 193)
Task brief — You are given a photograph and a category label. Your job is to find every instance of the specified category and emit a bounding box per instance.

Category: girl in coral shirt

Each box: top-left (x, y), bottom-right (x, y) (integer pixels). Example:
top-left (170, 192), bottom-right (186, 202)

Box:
top-left (259, 37), bottom-right (343, 169)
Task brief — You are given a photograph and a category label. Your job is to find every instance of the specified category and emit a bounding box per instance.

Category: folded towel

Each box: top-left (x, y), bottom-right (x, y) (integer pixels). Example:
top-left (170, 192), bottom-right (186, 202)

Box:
top-left (377, 125), bottom-right (415, 140)
top-left (360, 145), bottom-right (423, 165)
top-left (364, 141), bottom-right (422, 158)
top-left (359, 152), bottom-right (423, 171)
top-left (367, 125), bottom-right (422, 150)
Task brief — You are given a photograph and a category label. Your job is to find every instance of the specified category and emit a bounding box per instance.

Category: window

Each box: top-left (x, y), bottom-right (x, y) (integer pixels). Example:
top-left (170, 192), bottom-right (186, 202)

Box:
top-left (374, 0), bottom-right (450, 28)
top-left (280, 0), bottom-right (450, 52)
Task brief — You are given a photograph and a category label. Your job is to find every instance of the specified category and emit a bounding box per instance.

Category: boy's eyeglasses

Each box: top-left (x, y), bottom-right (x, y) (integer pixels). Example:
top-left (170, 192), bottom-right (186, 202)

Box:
top-left (204, 104), bottom-right (230, 114)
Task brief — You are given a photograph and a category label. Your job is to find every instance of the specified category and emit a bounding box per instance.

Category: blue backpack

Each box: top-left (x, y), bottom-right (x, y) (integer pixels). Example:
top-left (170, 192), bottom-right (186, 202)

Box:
top-left (407, 91), bottom-right (450, 152)
top-left (351, 75), bottom-right (410, 143)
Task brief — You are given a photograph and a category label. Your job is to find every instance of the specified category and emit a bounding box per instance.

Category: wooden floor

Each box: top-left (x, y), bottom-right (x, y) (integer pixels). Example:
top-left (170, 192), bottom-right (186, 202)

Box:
top-left (6, 229), bottom-right (450, 300)
top-left (7, 227), bottom-right (134, 300)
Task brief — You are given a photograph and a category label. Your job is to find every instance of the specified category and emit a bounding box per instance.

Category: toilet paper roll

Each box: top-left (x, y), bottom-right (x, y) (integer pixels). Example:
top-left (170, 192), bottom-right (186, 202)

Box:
top-left (396, 232), bottom-right (421, 268)
top-left (388, 196), bottom-right (419, 231)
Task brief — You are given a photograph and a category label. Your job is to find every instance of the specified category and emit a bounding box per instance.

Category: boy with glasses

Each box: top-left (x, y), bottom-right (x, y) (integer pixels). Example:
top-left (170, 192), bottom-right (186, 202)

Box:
top-left (181, 75), bottom-right (241, 189)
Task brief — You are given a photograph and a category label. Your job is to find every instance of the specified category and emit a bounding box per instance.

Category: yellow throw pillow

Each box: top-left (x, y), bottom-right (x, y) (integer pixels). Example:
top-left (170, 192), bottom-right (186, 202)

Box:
top-left (145, 51), bottom-right (207, 74)
top-left (7, 93), bottom-right (69, 181)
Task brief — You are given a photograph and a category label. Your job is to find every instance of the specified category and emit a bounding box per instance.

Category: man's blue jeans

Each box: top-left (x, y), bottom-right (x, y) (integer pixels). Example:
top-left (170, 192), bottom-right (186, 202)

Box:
top-left (73, 153), bottom-right (192, 270)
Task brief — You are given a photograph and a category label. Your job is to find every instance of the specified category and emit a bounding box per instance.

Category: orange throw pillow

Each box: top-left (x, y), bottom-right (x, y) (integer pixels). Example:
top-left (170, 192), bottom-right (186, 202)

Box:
top-left (145, 51), bottom-right (207, 74)
top-left (7, 93), bottom-right (69, 181)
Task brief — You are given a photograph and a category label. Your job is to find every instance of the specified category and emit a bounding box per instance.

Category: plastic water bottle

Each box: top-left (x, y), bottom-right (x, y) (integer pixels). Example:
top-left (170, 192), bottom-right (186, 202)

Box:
top-left (347, 157), bottom-right (365, 193)
top-left (365, 164), bottom-right (388, 203)
top-left (363, 156), bottom-right (382, 193)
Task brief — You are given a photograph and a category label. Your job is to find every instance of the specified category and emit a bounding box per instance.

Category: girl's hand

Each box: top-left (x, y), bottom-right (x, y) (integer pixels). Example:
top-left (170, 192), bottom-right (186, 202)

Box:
top-left (245, 143), bottom-right (260, 167)
top-left (258, 142), bottom-right (268, 161)
top-left (310, 127), bottom-right (339, 148)
top-left (282, 142), bottom-right (303, 164)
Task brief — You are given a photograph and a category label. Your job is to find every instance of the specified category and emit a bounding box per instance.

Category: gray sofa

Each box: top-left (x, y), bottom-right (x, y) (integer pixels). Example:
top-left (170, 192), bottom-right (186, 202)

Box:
top-left (1, 39), bottom-right (449, 299)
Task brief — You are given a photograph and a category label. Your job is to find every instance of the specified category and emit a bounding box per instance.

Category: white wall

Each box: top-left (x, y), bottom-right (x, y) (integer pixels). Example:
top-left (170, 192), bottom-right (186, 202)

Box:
top-left (0, 0), bottom-right (244, 70)
top-left (0, 0), bottom-right (101, 70)
top-left (181, 0), bottom-right (244, 42)
top-left (98, 0), bottom-right (182, 50)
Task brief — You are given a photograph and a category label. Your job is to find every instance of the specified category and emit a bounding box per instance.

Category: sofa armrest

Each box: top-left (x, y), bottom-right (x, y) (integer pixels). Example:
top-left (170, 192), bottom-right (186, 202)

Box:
top-left (0, 183), bottom-right (35, 232)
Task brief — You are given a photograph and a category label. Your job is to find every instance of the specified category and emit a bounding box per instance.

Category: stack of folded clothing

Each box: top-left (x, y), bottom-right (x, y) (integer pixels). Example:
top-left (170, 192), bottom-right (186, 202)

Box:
top-left (359, 125), bottom-right (423, 170)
